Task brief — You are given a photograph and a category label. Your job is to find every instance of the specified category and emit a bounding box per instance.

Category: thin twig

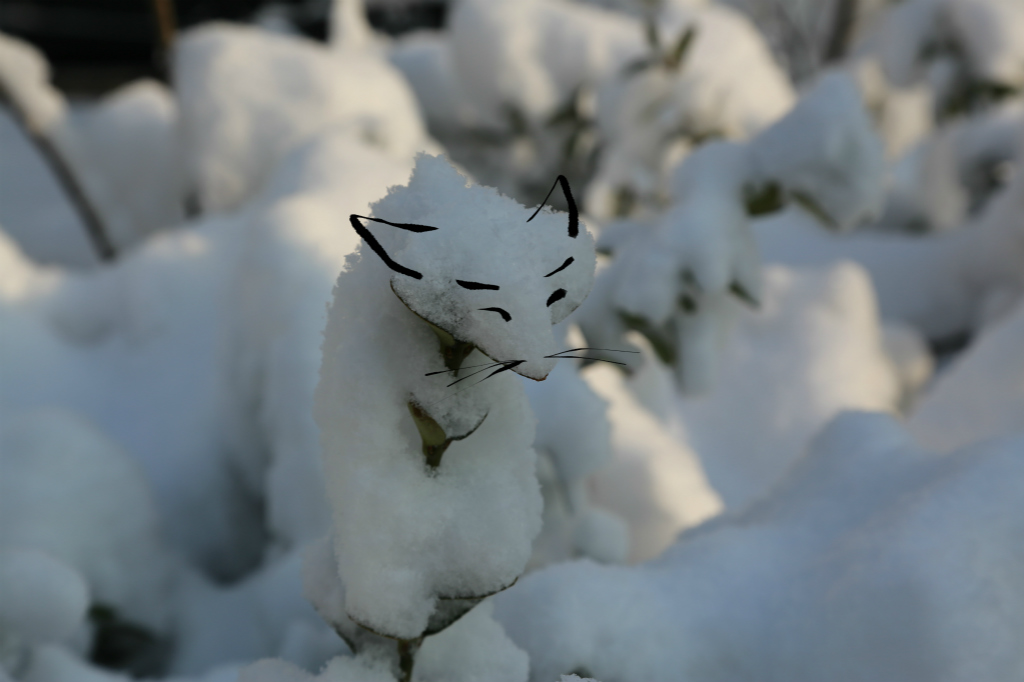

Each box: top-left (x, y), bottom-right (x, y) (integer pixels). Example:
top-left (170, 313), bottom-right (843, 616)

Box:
top-left (150, 0), bottom-right (178, 74)
top-left (823, 0), bottom-right (858, 63)
top-left (0, 81), bottom-right (116, 261)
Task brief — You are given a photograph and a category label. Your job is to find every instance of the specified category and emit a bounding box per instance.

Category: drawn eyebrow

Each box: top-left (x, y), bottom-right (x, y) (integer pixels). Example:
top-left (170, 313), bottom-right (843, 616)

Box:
top-left (457, 280), bottom-right (500, 290)
top-left (543, 257), bottom-right (574, 278)
top-left (547, 289), bottom-right (567, 306)
top-left (479, 307), bottom-right (511, 321)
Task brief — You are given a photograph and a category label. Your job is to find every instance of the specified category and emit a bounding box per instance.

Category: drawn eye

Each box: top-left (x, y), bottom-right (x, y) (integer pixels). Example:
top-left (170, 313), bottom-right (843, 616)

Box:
top-left (544, 257), bottom-right (574, 278)
top-left (479, 307), bottom-right (512, 322)
top-left (458, 280), bottom-right (500, 291)
top-left (546, 289), bottom-right (567, 306)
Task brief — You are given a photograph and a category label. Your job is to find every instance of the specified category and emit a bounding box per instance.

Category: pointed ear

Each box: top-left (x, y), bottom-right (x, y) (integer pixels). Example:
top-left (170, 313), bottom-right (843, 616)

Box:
top-left (526, 175), bottom-right (579, 238)
top-left (349, 214), bottom-right (438, 279)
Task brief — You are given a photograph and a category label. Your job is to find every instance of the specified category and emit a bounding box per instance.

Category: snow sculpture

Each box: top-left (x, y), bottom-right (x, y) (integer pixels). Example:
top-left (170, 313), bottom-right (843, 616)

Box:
top-left (312, 154), bottom-right (597, 678)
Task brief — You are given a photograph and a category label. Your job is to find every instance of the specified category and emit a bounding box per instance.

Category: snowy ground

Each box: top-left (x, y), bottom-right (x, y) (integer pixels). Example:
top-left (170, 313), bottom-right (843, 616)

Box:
top-left (2, 0), bottom-right (1024, 680)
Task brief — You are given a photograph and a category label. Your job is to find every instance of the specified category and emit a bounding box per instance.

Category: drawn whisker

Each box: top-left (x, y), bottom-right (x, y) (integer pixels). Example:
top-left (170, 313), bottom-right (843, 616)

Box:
top-left (425, 360), bottom-right (525, 409)
top-left (447, 361), bottom-right (513, 387)
top-left (425, 361), bottom-right (505, 377)
top-left (544, 355), bottom-right (627, 366)
top-left (547, 347), bottom-right (640, 356)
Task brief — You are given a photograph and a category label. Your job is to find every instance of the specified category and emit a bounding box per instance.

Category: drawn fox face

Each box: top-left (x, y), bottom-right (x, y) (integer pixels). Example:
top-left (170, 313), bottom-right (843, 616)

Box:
top-left (350, 154), bottom-right (596, 381)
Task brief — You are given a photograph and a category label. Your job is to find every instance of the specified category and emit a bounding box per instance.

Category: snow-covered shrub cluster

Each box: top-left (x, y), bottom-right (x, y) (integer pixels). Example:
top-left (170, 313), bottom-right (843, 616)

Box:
top-left (2, 0), bottom-right (1024, 680)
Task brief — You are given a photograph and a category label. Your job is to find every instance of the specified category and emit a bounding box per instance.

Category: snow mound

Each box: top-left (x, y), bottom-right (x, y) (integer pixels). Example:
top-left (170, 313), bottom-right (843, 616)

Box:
top-left (496, 411), bottom-right (1024, 682)
top-left (677, 263), bottom-right (901, 510)
top-left (175, 23), bottom-right (427, 212)
top-left (0, 410), bottom-right (172, 631)
top-left (910, 294), bottom-right (1024, 452)
top-left (0, 548), bottom-right (89, 645)
top-left (748, 72), bottom-right (886, 231)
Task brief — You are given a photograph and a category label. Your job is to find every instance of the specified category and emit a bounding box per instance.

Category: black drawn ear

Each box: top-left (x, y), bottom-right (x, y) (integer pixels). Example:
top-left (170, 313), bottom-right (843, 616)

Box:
top-left (527, 175), bottom-right (579, 238)
top-left (349, 214), bottom-right (438, 279)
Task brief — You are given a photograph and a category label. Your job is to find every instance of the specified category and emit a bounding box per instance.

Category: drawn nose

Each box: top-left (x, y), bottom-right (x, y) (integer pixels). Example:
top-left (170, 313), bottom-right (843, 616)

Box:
top-left (513, 355), bottom-right (557, 382)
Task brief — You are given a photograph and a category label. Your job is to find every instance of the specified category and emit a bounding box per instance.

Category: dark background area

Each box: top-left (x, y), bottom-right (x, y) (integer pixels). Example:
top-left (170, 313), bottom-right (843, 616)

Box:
top-left (0, 0), bottom-right (446, 95)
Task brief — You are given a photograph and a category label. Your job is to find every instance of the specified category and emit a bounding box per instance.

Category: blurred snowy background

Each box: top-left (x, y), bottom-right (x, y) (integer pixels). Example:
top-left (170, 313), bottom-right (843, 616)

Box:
top-left (1, 0), bottom-right (1024, 680)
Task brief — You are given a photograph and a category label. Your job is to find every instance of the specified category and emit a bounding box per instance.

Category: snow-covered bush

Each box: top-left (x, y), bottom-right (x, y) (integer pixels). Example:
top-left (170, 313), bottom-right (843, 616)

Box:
top-left (576, 70), bottom-right (885, 391)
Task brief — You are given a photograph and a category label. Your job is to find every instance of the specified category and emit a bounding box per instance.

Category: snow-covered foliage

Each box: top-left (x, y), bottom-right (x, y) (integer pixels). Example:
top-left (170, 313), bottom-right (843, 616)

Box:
top-left (576, 70), bottom-right (885, 391)
top-left (3, 1), bottom-right (1024, 682)
top-left (875, 0), bottom-right (1024, 117)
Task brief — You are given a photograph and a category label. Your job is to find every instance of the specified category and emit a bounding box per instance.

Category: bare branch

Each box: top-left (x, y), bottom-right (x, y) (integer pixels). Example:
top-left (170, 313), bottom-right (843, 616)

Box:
top-left (0, 80), bottom-right (116, 261)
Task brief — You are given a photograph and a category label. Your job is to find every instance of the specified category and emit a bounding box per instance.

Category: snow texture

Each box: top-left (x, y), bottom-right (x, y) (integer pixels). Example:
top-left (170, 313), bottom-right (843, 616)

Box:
top-left (174, 23), bottom-right (428, 213)
top-left (51, 80), bottom-right (185, 252)
top-left (675, 263), bottom-right (901, 510)
top-left (584, 361), bottom-right (723, 561)
top-left (526, 361), bottom-right (630, 567)
top-left (748, 71), bottom-right (886, 231)
top-left (910, 293), bottom-right (1024, 452)
top-left (0, 410), bottom-right (172, 631)
top-left (879, 0), bottom-right (1024, 89)
top-left (756, 157), bottom-right (1024, 340)
top-left (0, 548), bottom-right (89, 645)
top-left (0, 32), bottom-right (64, 133)
top-left (496, 411), bottom-right (1024, 682)
top-left (585, 2), bottom-right (795, 217)
top-left (314, 154), bottom-right (597, 639)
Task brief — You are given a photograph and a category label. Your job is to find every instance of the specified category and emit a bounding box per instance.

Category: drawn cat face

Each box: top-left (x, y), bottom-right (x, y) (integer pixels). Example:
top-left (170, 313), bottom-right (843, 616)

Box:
top-left (351, 154), bottom-right (596, 381)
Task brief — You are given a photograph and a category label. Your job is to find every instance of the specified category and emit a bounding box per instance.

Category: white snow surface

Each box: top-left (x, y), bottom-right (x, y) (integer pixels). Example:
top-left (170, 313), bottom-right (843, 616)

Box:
top-left (0, 548), bottom-right (89, 645)
top-left (584, 361), bottom-right (723, 562)
top-left (0, 126), bottom-right (423, 576)
top-left (910, 293), bottom-right (1024, 452)
top-left (756, 160), bottom-right (1024, 340)
top-left (748, 71), bottom-right (886, 231)
top-left (174, 23), bottom-right (429, 213)
top-left (0, 32), bottom-right (64, 133)
top-left (496, 411), bottom-right (1024, 682)
top-left (0, 410), bottom-right (172, 631)
top-left (675, 263), bottom-right (901, 510)
top-left (51, 80), bottom-right (185, 252)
